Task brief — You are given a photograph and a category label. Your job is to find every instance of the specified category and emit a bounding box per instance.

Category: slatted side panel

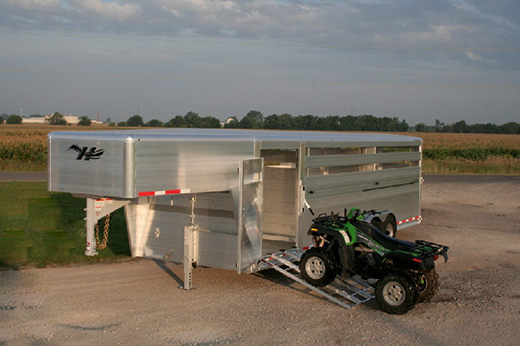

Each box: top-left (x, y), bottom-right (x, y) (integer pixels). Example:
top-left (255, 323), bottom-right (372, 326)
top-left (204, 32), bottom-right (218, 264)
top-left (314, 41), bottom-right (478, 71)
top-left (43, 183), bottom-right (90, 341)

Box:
top-left (305, 147), bottom-right (421, 221)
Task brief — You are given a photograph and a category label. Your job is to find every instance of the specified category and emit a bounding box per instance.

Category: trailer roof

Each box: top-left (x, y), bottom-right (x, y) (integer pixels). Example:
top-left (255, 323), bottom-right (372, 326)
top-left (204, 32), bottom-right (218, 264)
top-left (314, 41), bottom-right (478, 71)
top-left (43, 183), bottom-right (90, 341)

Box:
top-left (49, 128), bottom-right (422, 148)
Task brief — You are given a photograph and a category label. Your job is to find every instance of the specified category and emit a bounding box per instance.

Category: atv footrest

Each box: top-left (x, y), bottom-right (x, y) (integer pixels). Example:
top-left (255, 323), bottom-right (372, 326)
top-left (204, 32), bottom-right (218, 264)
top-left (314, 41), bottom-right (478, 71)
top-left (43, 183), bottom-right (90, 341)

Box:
top-left (260, 248), bottom-right (374, 310)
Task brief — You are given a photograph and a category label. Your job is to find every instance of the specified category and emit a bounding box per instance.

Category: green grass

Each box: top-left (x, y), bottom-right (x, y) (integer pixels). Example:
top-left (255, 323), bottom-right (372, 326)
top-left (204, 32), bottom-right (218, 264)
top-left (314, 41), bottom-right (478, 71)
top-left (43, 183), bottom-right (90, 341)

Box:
top-left (0, 182), bottom-right (130, 269)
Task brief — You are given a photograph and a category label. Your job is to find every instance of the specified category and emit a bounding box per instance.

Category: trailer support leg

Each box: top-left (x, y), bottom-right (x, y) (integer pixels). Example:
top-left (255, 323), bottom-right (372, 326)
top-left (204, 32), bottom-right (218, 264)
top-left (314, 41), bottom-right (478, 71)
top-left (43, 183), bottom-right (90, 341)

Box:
top-left (85, 198), bottom-right (98, 256)
top-left (182, 197), bottom-right (197, 290)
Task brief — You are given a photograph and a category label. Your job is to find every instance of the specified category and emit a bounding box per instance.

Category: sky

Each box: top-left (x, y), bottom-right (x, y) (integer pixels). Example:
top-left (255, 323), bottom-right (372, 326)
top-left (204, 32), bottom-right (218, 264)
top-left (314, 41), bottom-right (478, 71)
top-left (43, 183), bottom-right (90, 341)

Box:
top-left (0, 0), bottom-right (519, 125)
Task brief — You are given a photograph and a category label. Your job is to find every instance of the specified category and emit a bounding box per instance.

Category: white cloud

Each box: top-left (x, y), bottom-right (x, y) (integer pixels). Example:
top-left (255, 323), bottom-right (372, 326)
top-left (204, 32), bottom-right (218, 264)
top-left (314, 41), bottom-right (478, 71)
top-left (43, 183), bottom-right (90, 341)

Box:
top-left (401, 25), bottom-right (457, 43)
top-left (70, 0), bottom-right (139, 20)
top-left (4, 0), bottom-right (60, 11)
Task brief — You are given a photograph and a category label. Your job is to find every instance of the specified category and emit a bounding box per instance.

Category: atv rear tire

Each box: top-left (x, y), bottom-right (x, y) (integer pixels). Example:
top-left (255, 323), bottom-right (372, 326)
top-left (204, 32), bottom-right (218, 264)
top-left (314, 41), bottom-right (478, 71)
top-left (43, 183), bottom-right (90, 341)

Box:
top-left (299, 248), bottom-right (337, 287)
top-left (380, 215), bottom-right (397, 238)
top-left (417, 270), bottom-right (440, 302)
top-left (376, 274), bottom-right (419, 314)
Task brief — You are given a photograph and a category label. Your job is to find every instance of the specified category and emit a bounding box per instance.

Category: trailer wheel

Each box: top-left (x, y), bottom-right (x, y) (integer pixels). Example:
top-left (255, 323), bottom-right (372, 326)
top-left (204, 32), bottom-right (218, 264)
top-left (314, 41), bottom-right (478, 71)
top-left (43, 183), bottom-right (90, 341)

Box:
top-left (375, 274), bottom-right (419, 314)
top-left (300, 248), bottom-right (337, 287)
top-left (380, 215), bottom-right (397, 238)
top-left (417, 270), bottom-right (440, 302)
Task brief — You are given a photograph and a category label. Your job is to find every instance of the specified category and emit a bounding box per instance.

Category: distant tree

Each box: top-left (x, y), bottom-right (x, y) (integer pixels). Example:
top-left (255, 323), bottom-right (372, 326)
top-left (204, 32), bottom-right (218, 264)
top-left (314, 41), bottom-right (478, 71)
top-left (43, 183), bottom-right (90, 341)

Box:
top-left (294, 115), bottom-right (320, 130)
top-left (499, 122), bottom-right (520, 134)
top-left (264, 113), bottom-right (296, 129)
top-left (78, 116), bottom-right (92, 126)
top-left (453, 120), bottom-right (469, 133)
top-left (0, 118), bottom-right (3, 124)
top-left (415, 123), bottom-right (428, 132)
top-left (184, 112), bottom-right (201, 128)
top-left (239, 110), bottom-right (264, 129)
top-left (164, 115), bottom-right (187, 128)
top-left (47, 112), bottom-right (67, 125)
top-left (118, 121), bottom-right (127, 127)
top-left (198, 116), bottom-right (221, 128)
top-left (145, 119), bottom-right (163, 127)
top-left (108, 122), bottom-right (117, 127)
top-left (434, 119), bottom-right (444, 132)
top-left (127, 114), bottom-right (144, 127)
top-left (6, 114), bottom-right (22, 124)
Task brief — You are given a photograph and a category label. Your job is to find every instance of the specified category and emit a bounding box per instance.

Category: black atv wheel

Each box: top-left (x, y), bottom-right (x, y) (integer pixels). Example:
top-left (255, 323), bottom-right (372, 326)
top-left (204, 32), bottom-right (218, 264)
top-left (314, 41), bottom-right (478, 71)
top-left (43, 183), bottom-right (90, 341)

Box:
top-left (417, 270), bottom-right (440, 302)
top-left (375, 274), bottom-right (419, 314)
top-left (380, 215), bottom-right (397, 238)
top-left (299, 248), bottom-right (337, 287)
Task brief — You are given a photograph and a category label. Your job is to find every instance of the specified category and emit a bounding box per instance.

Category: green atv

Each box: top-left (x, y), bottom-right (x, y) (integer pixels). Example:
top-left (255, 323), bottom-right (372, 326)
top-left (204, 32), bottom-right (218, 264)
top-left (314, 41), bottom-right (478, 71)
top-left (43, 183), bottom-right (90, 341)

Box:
top-left (300, 208), bottom-right (449, 314)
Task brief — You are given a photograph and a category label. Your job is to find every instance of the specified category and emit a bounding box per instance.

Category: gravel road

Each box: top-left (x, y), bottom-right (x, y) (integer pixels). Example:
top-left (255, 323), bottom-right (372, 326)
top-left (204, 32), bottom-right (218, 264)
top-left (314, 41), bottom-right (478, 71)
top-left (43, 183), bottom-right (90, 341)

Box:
top-left (1, 175), bottom-right (519, 345)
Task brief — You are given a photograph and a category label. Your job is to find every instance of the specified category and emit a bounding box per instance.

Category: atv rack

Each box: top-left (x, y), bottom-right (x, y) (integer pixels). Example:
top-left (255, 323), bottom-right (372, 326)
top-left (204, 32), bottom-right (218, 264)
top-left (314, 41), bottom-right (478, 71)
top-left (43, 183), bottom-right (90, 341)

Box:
top-left (260, 248), bottom-right (374, 310)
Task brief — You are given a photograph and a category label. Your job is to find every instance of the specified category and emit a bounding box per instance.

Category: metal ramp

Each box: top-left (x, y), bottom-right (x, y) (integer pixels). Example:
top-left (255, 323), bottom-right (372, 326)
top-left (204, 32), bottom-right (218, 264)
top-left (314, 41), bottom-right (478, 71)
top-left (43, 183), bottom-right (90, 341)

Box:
top-left (260, 248), bottom-right (374, 310)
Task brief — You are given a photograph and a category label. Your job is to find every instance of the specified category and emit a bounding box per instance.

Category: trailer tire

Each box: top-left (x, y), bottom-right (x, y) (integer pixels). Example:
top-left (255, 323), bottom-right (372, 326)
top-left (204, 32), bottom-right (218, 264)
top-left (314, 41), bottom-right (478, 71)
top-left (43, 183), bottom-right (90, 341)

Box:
top-left (376, 274), bottom-right (419, 314)
top-left (380, 215), bottom-right (397, 238)
top-left (417, 270), bottom-right (440, 302)
top-left (300, 248), bottom-right (337, 287)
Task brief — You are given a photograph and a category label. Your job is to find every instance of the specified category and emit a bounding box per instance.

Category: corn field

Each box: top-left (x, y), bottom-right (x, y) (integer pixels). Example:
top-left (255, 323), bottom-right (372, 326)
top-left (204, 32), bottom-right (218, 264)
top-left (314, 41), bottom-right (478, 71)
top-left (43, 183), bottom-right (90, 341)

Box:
top-left (1, 125), bottom-right (519, 174)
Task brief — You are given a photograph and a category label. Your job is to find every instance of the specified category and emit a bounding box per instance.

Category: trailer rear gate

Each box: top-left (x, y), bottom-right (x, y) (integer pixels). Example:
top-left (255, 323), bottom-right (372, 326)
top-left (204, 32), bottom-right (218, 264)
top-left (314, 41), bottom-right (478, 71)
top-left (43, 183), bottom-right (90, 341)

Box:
top-left (48, 129), bottom-right (422, 275)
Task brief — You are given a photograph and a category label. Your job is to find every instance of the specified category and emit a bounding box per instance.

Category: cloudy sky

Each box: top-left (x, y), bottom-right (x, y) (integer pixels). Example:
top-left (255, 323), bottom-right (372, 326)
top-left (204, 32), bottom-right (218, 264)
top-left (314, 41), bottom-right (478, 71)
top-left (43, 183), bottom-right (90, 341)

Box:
top-left (1, 0), bottom-right (519, 125)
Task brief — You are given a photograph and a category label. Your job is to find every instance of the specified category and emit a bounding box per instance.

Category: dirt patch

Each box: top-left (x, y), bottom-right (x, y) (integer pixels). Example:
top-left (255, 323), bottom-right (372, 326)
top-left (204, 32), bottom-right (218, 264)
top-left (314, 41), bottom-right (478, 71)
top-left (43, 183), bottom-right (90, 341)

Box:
top-left (1, 175), bottom-right (519, 345)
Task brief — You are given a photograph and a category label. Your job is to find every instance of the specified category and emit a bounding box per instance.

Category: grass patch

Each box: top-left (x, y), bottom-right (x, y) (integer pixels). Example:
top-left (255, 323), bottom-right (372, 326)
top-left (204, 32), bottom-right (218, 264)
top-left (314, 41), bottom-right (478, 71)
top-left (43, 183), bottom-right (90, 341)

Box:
top-left (0, 182), bottom-right (130, 269)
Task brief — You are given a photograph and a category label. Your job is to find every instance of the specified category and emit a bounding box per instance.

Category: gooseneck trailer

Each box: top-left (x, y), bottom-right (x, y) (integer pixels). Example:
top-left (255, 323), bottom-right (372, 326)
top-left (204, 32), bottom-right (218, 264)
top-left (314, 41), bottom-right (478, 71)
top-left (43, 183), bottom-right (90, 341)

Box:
top-left (48, 128), bottom-right (422, 301)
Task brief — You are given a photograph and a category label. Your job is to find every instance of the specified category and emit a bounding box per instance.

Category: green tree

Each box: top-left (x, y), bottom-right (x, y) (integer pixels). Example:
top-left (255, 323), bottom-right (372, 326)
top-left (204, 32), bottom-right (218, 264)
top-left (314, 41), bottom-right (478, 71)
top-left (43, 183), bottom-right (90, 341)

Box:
top-left (127, 114), bottom-right (144, 127)
top-left (47, 112), bottom-right (67, 125)
top-left (145, 119), bottom-right (163, 127)
top-left (6, 114), bottom-right (22, 124)
top-left (117, 121), bottom-right (127, 127)
top-left (164, 115), bottom-right (187, 128)
top-left (198, 116), bottom-right (221, 128)
top-left (453, 120), bottom-right (469, 133)
top-left (184, 112), bottom-right (201, 128)
top-left (499, 122), bottom-right (520, 134)
top-left (239, 110), bottom-right (264, 129)
top-left (78, 116), bottom-right (92, 126)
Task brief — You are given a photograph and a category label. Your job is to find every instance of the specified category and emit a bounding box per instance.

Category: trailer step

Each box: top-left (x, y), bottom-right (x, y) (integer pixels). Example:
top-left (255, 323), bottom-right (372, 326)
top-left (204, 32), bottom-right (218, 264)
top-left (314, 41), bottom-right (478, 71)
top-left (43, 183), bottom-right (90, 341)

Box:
top-left (260, 248), bottom-right (374, 310)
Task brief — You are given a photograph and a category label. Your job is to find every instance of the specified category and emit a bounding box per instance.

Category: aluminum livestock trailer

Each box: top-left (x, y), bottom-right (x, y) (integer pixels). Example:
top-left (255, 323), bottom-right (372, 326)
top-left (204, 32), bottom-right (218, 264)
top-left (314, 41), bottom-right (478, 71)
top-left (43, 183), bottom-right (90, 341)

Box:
top-left (48, 128), bottom-right (423, 292)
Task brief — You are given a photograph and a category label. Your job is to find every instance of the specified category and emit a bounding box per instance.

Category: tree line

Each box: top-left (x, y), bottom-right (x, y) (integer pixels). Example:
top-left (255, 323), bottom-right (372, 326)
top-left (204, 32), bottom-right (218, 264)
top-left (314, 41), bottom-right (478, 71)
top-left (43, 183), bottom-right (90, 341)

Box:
top-left (415, 119), bottom-right (520, 134)
top-left (115, 111), bottom-right (410, 132)
top-left (2, 111), bottom-right (519, 134)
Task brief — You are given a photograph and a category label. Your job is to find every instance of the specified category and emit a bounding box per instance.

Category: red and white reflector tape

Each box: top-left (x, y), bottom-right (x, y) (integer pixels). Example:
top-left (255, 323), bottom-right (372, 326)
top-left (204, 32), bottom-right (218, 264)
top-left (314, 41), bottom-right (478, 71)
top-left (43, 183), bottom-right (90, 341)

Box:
top-left (138, 189), bottom-right (191, 197)
top-left (397, 216), bottom-right (422, 225)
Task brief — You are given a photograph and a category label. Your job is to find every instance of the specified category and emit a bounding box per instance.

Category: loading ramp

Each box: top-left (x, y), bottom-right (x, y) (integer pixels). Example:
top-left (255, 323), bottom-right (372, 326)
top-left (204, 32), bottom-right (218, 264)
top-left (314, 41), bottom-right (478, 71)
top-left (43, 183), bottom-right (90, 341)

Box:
top-left (260, 248), bottom-right (374, 309)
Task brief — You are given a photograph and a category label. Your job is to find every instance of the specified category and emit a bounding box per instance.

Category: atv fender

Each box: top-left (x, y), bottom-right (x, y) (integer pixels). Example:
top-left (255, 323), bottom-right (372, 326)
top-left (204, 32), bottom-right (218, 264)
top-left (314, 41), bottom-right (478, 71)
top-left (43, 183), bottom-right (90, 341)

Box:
top-left (309, 227), bottom-right (355, 271)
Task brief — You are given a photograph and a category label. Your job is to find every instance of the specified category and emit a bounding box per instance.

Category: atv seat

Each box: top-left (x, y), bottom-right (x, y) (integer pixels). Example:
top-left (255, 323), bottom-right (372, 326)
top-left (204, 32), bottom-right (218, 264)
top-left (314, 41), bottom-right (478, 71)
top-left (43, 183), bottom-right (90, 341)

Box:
top-left (351, 220), bottom-right (416, 251)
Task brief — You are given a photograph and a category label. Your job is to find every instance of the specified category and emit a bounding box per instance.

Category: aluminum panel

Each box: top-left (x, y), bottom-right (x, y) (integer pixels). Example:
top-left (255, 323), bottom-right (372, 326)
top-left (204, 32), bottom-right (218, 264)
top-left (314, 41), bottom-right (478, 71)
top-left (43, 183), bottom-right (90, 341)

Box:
top-left (305, 152), bottom-right (421, 168)
top-left (48, 132), bottom-right (131, 197)
top-left (124, 192), bottom-right (239, 270)
top-left (135, 140), bottom-right (254, 195)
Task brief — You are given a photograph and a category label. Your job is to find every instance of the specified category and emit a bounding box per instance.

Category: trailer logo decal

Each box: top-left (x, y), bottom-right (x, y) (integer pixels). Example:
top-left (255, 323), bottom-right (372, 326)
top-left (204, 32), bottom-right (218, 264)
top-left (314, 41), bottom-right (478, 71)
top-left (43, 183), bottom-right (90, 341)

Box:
top-left (67, 145), bottom-right (105, 161)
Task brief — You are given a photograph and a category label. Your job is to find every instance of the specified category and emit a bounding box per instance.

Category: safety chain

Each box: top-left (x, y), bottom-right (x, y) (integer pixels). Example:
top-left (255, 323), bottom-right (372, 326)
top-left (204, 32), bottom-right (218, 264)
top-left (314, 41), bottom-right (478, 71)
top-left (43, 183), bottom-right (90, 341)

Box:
top-left (95, 214), bottom-right (110, 250)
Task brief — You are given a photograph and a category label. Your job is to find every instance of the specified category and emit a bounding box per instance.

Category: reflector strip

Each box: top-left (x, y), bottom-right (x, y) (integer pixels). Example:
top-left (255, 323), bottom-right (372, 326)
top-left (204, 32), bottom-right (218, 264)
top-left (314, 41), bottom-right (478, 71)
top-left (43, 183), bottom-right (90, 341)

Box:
top-left (397, 216), bottom-right (422, 225)
top-left (138, 189), bottom-right (191, 197)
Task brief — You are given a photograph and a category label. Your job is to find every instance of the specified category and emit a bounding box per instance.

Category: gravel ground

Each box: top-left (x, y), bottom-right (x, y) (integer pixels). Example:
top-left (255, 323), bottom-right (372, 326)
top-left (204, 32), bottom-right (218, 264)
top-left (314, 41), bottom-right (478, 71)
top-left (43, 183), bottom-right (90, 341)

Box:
top-left (1, 175), bottom-right (519, 346)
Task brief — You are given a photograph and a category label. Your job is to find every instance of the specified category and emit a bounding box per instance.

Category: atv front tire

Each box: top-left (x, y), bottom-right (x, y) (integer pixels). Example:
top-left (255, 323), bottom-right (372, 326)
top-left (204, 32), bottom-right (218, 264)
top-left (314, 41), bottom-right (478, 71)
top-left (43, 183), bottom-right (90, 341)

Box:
top-left (376, 274), bottom-right (419, 314)
top-left (417, 270), bottom-right (440, 302)
top-left (299, 248), bottom-right (337, 287)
